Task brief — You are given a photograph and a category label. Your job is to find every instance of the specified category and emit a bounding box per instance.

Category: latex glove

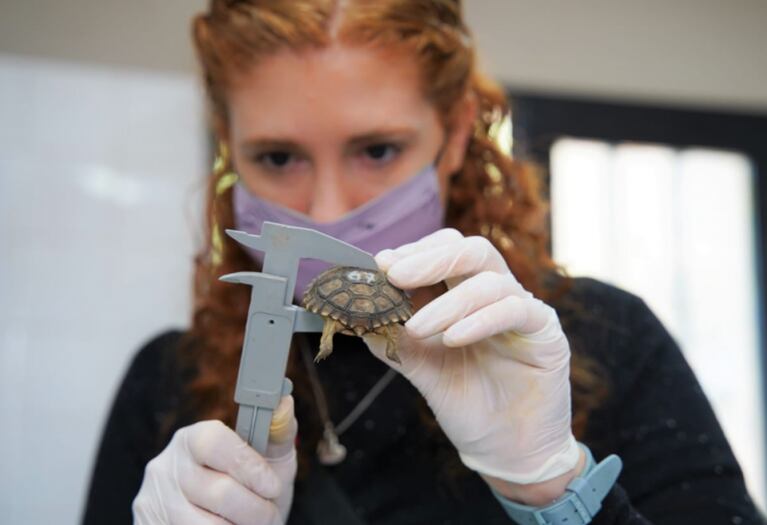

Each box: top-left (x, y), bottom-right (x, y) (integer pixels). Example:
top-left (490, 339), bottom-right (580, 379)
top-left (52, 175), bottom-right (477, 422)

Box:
top-left (133, 395), bottom-right (298, 525)
top-left (364, 228), bottom-right (580, 485)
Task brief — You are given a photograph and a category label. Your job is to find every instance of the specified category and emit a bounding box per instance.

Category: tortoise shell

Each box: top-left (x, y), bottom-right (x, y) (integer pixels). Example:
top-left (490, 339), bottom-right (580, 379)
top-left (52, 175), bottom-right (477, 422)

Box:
top-left (302, 266), bottom-right (412, 336)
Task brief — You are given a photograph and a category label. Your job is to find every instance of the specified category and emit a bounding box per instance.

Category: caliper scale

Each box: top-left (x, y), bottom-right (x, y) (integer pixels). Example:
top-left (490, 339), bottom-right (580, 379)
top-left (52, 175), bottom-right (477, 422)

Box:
top-left (219, 221), bottom-right (377, 454)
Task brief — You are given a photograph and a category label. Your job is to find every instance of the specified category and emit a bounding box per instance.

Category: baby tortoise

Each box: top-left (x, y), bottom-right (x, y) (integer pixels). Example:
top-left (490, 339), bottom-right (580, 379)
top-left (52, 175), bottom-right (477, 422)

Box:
top-left (302, 266), bottom-right (412, 364)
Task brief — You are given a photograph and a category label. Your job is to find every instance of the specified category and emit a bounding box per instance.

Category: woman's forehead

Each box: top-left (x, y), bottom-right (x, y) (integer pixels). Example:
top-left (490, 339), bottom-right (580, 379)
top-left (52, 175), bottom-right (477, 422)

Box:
top-left (226, 43), bottom-right (436, 141)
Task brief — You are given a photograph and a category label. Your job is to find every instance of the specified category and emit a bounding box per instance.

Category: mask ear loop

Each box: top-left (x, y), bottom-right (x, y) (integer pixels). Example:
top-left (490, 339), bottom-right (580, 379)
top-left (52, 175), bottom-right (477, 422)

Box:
top-left (431, 133), bottom-right (454, 194)
top-left (433, 137), bottom-right (449, 169)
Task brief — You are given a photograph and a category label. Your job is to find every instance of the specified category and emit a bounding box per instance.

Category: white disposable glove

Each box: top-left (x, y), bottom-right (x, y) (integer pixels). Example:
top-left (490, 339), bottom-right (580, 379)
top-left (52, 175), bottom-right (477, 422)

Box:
top-left (364, 228), bottom-right (580, 485)
top-left (133, 395), bottom-right (298, 525)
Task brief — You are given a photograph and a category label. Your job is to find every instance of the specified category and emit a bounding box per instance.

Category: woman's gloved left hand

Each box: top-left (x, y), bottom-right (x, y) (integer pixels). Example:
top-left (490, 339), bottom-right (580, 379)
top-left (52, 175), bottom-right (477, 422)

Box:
top-left (362, 228), bottom-right (582, 491)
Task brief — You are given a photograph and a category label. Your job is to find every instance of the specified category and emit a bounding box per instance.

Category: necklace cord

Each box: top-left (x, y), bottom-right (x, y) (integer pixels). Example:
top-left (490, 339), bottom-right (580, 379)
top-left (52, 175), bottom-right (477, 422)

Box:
top-left (298, 334), bottom-right (398, 437)
top-left (299, 335), bottom-right (333, 424)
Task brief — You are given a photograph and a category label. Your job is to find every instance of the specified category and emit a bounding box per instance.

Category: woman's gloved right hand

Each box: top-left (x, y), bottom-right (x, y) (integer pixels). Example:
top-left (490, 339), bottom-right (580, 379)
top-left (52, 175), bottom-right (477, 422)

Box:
top-left (133, 395), bottom-right (298, 525)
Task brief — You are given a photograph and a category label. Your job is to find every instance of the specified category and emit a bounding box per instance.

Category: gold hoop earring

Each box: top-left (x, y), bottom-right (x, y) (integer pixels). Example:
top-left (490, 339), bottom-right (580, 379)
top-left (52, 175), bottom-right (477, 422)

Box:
top-left (210, 140), bottom-right (239, 269)
top-left (487, 110), bottom-right (513, 156)
top-left (213, 141), bottom-right (239, 194)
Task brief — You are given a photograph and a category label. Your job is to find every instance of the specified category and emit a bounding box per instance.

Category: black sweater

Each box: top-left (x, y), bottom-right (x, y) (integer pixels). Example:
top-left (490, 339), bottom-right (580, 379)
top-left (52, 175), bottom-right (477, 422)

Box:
top-left (82, 277), bottom-right (765, 524)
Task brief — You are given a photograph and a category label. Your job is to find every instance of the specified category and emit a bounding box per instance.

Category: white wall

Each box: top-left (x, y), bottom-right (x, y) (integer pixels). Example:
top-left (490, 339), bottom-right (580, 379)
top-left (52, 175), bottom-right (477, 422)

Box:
top-left (464, 0), bottom-right (767, 112)
top-left (2, 0), bottom-right (767, 113)
top-left (0, 54), bottom-right (206, 524)
top-left (0, 0), bottom-right (208, 73)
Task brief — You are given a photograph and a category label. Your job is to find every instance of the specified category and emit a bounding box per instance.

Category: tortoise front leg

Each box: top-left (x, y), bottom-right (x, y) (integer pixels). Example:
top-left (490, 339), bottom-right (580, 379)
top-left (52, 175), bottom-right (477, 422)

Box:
top-left (378, 324), bottom-right (402, 365)
top-left (316, 318), bottom-right (341, 362)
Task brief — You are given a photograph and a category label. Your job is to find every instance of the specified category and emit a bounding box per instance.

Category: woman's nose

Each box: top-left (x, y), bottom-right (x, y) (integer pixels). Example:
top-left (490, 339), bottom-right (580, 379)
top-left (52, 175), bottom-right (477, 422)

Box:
top-left (307, 167), bottom-right (354, 223)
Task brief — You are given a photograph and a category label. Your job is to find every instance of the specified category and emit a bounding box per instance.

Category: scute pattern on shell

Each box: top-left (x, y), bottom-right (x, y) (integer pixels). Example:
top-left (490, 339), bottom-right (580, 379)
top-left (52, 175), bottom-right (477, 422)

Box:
top-left (302, 266), bottom-right (412, 335)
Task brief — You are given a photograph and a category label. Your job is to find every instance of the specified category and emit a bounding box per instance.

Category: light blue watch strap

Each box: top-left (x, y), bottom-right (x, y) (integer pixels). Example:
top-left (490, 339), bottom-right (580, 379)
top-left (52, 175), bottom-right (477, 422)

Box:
top-left (490, 443), bottom-right (623, 525)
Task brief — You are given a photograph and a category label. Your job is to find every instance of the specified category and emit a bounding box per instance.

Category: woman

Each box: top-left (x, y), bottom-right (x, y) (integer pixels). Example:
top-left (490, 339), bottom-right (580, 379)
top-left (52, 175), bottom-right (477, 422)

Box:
top-left (83, 1), bottom-right (764, 524)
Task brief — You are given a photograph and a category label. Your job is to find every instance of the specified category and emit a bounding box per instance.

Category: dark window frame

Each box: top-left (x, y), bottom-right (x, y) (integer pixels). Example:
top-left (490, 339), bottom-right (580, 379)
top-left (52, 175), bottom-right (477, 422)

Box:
top-left (509, 90), bottom-right (767, 500)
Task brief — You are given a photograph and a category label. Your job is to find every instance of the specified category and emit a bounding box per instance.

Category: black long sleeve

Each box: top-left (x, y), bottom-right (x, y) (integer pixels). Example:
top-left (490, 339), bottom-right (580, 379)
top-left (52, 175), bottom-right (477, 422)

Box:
top-left (81, 278), bottom-right (766, 524)
top-left (568, 279), bottom-right (764, 523)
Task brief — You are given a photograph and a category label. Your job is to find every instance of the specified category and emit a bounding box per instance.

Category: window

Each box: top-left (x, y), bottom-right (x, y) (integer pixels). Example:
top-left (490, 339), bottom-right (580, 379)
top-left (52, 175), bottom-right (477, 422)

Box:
top-left (551, 138), bottom-right (764, 507)
top-left (512, 92), bottom-right (767, 512)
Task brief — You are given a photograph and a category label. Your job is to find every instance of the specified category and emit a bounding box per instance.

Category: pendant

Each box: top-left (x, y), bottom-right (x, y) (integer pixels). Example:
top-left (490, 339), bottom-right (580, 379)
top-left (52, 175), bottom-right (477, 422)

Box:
top-left (317, 426), bottom-right (347, 465)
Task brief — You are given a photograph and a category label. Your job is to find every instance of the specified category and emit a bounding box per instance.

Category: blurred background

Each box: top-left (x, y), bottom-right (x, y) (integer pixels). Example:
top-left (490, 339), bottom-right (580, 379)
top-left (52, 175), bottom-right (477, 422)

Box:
top-left (1, 1), bottom-right (766, 523)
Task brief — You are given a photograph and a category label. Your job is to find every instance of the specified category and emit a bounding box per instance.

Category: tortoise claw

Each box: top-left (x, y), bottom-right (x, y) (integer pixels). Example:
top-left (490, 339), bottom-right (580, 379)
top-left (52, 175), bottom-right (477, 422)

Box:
top-left (384, 328), bottom-right (401, 364)
top-left (314, 345), bottom-right (333, 362)
top-left (385, 346), bottom-right (401, 365)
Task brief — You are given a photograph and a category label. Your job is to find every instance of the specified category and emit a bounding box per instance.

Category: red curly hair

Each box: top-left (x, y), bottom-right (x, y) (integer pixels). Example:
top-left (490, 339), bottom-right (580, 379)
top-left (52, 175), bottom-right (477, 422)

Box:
top-left (179, 0), bottom-right (609, 479)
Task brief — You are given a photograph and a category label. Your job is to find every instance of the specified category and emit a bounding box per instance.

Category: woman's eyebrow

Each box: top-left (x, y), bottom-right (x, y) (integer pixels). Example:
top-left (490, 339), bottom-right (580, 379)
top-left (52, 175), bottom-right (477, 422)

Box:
top-left (239, 127), bottom-right (419, 152)
top-left (347, 128), bottom-right (419, 147)
top-left (241, 138), bottom-right (300, 150)
top-left (239, 139), bottom-right (309, 157)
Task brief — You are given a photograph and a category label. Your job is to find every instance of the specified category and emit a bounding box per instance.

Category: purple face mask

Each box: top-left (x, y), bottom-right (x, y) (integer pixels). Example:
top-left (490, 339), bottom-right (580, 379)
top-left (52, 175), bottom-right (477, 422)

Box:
top-left (232, 163), bottom-right (445, 302)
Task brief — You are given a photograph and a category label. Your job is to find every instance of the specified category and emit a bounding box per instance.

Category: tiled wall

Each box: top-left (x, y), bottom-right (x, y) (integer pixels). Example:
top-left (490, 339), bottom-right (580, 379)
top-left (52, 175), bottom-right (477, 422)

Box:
top-left (0, 54), bottom-right (207, 524)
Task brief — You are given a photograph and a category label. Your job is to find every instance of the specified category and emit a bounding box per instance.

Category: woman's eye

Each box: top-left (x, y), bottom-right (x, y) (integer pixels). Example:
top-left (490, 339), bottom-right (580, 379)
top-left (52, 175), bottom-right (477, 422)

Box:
top-left (256, 151), bottom-right (294, 169)
top-left (363, 143), bottom-right (399, 163)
